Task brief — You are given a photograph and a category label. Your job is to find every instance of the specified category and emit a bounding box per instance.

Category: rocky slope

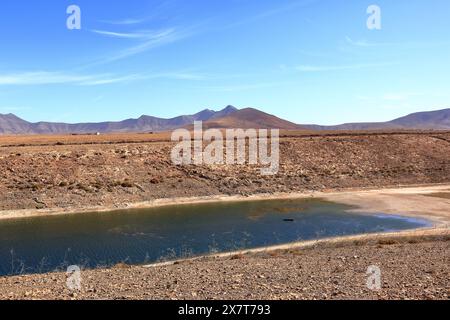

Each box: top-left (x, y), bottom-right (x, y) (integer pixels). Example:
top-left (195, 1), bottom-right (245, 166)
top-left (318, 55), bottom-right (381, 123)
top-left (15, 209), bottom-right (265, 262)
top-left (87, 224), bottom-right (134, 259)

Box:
top-left (0, 132), bottom-right (449, 211)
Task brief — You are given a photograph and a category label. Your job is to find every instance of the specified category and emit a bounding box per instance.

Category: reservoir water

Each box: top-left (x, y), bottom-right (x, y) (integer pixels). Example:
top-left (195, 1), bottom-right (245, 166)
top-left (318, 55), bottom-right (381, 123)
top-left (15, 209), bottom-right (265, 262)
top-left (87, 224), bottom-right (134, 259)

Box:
top-left (0, 199), bottom-right (430, 276)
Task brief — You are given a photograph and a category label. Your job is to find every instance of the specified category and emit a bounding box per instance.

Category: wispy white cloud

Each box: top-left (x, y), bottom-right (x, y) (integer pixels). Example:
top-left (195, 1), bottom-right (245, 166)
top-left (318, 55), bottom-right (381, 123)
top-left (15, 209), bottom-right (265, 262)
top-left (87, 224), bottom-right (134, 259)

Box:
top-left (93, 27), bottom-right (194, 64)
top-left (84, 1), bottom-right (200, 65)
top-left (91, 29), bottom-right (154, 39)
top-left (94, 1), bottom-right (314, 63)
top-left (79, 74), bottom-right (146, 86)
top-left (223, 0), bottom-right (318, 29)
top-left (0, 70), bottom-right (207, 86)
top-left (0, 72), bottom-right (95, 85)
top-left (0, 71), bottom-right (144, 86)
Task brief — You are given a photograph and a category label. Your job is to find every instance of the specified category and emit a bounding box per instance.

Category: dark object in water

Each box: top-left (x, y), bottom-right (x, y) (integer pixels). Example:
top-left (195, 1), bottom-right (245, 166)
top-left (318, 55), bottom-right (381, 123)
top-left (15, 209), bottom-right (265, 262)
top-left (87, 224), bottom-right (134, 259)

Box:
top-left (283, 218), bottom-right (295, 222)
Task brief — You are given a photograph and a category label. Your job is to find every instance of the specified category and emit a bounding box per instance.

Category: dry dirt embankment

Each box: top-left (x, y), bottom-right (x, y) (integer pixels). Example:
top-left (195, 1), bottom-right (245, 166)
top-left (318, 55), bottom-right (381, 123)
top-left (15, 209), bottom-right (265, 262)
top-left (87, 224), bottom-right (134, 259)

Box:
top-left (0, 131), bottom-right (449, 300)
top-left (0, 132), bottom-right (450, 213)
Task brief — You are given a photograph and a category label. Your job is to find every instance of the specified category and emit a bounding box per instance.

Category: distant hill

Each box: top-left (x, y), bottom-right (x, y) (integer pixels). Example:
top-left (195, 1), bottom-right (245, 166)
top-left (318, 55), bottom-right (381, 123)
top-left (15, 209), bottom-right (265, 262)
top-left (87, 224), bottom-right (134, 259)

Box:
top-left (389, 108), bottom-right (450, 129)
top-left (0, 113), bottom-right (34, 134)
top-left (1, 107), bottom-right (449, 135)
top-left (198, 108), bottom-right (304, 130)
top-left (304, 108), bottom-right (450, 131)
top-left (0, 106), bottom-right (239, 134)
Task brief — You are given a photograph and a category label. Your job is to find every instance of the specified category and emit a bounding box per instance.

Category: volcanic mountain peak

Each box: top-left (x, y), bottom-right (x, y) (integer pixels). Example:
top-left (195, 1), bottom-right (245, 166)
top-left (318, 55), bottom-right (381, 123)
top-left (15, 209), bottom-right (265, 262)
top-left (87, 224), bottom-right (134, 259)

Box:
top-left (193, 109), bottom-right (216, 120)
top-left (199, 107), bottom-right (304, 130)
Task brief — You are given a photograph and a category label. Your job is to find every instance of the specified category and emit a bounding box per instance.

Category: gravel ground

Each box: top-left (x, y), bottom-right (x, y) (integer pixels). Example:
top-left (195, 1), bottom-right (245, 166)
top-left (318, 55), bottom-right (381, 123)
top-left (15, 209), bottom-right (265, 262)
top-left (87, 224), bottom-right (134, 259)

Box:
top-left (0, 234), bottom-right (448, 300)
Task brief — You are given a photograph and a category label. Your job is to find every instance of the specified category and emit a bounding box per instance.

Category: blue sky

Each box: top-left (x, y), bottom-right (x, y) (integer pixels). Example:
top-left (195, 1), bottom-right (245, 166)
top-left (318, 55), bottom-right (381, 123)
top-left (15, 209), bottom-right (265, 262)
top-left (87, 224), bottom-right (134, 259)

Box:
top-left (0, 0), bottom-right (449, 124)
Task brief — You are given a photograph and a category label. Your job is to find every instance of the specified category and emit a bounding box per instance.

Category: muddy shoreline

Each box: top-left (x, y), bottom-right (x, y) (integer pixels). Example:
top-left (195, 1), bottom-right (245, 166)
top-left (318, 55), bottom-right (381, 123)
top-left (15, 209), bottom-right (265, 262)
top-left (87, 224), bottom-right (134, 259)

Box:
top-left (1, 184), bottom-right (449, 227)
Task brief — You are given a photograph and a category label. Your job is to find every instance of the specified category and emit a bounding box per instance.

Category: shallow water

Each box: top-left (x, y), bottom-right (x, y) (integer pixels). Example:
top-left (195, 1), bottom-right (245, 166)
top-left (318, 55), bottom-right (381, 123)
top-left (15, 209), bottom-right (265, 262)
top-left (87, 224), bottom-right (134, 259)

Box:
top-left (0, 199), bottom-right (430, 276)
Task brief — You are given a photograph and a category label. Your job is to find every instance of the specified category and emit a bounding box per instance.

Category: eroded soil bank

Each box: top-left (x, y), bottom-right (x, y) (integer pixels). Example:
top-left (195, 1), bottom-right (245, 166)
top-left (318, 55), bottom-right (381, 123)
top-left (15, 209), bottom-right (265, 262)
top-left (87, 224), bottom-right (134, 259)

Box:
top-left (1, 132), bottom-right (449, 213)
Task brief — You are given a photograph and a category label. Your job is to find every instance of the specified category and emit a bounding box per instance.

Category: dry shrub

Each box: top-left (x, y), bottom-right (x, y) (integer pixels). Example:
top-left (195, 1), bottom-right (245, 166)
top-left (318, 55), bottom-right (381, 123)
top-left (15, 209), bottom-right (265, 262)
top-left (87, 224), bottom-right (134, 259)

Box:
top-left (377, 239), bottom-right (399, 245)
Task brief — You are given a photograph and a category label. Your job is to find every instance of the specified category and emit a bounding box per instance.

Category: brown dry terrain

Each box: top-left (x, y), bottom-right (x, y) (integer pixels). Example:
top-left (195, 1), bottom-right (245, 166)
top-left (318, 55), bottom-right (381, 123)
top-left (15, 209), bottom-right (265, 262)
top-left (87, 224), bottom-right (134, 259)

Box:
top-left (0, 131), bottom-right (450, 212)
top-left (1, 131), bottom-right (450, 212)
top-left (0, 130), bottom-right (449, 300)
top-left (0, 232), bottom-right (448, 300)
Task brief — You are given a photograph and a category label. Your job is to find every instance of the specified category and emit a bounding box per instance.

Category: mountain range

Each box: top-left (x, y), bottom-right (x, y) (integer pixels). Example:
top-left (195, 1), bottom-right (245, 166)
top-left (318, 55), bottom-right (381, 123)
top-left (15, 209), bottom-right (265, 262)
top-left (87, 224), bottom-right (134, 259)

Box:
top-left (0, 106), bottom-right (238, 134)
top-left (0, 106), bottom-right (449, 134)
top-left (304, 108), bottom-right (450, 131)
